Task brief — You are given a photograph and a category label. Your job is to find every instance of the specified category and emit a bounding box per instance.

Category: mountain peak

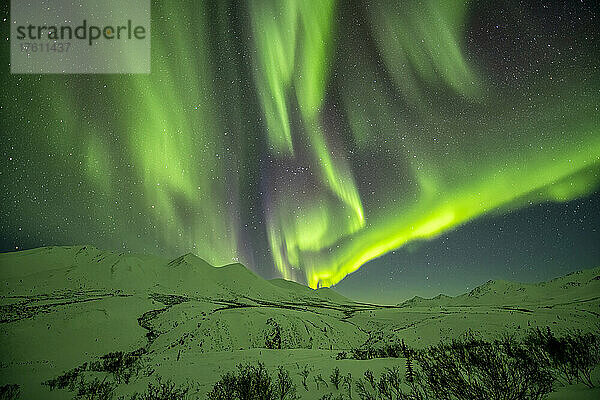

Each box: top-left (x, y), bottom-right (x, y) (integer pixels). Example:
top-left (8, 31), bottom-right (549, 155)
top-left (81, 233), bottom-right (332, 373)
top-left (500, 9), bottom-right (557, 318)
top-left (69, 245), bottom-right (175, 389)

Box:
top-left (167, 252), bottom-right (212, 268)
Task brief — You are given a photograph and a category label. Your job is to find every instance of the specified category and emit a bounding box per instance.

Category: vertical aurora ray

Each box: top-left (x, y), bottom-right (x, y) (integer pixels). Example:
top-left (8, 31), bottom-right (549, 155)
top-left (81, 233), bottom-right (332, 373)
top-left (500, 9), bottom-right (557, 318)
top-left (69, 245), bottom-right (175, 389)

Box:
top-left (121, 1), bottom-right (241, 264)
top-left (4, 2), bottom-right (242, 266)
top-left (1, 0), bottom-right (598, 288)
top-left (250, 0), bottom-right (365, 279)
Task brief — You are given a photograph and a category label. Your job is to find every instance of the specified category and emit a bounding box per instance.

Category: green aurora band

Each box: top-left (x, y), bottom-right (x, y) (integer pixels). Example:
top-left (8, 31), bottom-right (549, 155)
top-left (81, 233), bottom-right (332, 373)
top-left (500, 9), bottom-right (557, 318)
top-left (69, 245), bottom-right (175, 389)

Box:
top-left (2, 0), bottom-right (599, 288)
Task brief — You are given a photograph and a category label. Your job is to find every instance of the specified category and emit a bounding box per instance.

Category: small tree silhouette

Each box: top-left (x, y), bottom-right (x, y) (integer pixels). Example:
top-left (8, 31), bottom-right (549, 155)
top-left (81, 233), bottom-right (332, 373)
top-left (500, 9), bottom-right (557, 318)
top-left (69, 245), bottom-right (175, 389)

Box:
top-left (265, 319), bottom-right (282, 350)
top-left (355, 379), bottom-right (375, 400)
top-left (376, 367), bottom-right (403, 400)
top-left (343, 373), bottom-right (353, 398)
top-left (298, 365), bottom-right (311, 391)
top-left (314, 374), bottom-right (328, 390)
top-left (363, 370), bottom-right (376, 390)
top-left (330, 367), bottom-right (342, 390)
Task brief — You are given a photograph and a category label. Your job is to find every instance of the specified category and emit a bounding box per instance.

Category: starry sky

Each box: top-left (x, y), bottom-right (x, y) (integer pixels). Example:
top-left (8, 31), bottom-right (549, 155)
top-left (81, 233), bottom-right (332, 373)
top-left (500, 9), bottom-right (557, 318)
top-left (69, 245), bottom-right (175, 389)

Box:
top-left (1, 1), bottom-right (599, 302)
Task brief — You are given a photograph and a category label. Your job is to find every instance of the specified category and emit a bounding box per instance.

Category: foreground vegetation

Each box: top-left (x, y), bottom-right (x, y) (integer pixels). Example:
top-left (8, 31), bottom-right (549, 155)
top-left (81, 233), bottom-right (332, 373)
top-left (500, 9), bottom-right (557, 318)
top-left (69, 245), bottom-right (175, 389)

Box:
top-left (31, 328), bottom-right (599, 400)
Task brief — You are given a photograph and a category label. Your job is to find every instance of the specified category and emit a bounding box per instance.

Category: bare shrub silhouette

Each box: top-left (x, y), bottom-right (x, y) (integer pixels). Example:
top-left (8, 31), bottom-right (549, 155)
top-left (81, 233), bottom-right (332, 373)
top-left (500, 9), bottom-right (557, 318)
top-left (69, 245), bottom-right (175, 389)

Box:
top-left (265, 318), bottom-right (282, 350)
top-left (314, 373), bottom-right (329, 390)
top-left (341, 343), bottom-right (404, 361)
top-left (74, 377), bottom-right (115, 400)
top-left (43, 366), bottom-right (84, 392)
top-left (92, 349), bottom-right (145, 384)
top-left (0, 384), bottom-right (20, 400)
top-left (343, 373), bottom-right (353, 398)
top-left (356, 332), bottom-right (557, 400)
top-left (127, 377), bottom-right (190, 400)
top-left (411, 331), bottom-right (554, 400)
top-left (356, 366), bottom-right (412, 400)
top-left (44, 347), bottom-right (145, 394)
top-left (275, 366), bottom-right (298, 400)
top-left (523, 327), bottom-right (600, 388)
top-left (363, 371), bottom-right (375, 390)
top-left (298, 364), bottom-right (311, 391)
top-left (207, 362), bottom-right (297, 400)
top-left (330, 367), bottom-right (342, 390)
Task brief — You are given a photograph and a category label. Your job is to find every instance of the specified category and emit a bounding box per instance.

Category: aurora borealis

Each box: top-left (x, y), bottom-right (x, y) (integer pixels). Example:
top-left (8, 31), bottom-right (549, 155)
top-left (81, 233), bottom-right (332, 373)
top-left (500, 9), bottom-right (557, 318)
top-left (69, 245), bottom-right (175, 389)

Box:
top-left (1, 1), bottom-right (599, 294)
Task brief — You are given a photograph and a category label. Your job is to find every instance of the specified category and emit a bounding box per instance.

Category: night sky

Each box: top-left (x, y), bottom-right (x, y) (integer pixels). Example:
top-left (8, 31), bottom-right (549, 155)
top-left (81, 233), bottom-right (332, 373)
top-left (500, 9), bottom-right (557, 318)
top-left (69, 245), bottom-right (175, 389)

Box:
top-left (1, 1), bottom-right (599, 302)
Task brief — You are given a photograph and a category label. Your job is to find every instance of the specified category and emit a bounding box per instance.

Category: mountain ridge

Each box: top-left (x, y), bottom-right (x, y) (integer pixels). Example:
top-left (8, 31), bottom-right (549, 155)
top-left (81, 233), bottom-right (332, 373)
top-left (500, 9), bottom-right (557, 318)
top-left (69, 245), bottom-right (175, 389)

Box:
top-left (399, 265), bottom-right (600, 307)
top-left (0, 246), bottom-right (351, 304)
top-left (2, 246), bottom-right (599, 307)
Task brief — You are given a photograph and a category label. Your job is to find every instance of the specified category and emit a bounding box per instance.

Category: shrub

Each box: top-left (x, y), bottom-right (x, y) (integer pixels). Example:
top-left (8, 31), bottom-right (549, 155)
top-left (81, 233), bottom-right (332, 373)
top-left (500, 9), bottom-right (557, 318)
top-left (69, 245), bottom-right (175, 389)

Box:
top-left (355, 380), bottom-right (375, 400)
top-left (265, 319), bottom-right (282, 350)
top-left (363, 370), bottom-right (376, 391)
top-left (343, 373), bottom-right (353, 399)
top-left (523, 327), bottom-right (577, 385)
top-left (95, 349), bottom-right (145, 384)
top-left (340, 342), bottom-right (407, 361)
top-left (567, 330), bottom-right (600, 388)
top-left (330, 367), bottom-right (342, 390)
top-left (0, 384), bottom-right (20, 400)
top-left (320, 395), bottom-right (345, 400)
top-left (206, 372), bottom-right (237, 400)
top-left (75, 377), bottom-right (115, 400)
top-left (355, 331), bottom-right (560, 400)
top-left (356, 366), bottom-right (412, 400)
top-left (207, 362), bottom-right (297, 400)
top-left (44, 367), bottom-right (83, 391)
top-left (44, 347), bottom-right (145, 394)
top-left (375, 367), bottom-right (404, 400)
top-left (128, 377), bottom-right (190, 400)
top-left (413, 331), bottom-right (554, 400)
top-left (314, 373), bottom-right (328, 390)
top-left (298, 365), bottom-right (311, 391)
top-left (523, 328), bottom-right (600, 388)
top-left (275, 366), bottom-right (298, 400)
